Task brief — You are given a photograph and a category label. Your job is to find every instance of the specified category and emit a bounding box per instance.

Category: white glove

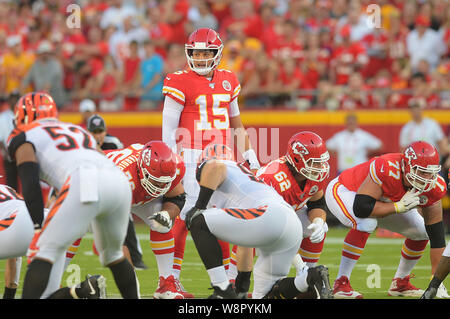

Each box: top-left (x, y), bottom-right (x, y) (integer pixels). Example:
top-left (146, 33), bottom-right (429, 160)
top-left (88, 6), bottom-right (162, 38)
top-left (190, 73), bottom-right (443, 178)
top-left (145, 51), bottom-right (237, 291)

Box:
top-left (394, 189), bottom-right (420, 213)
top-left (307, 218), bottom-right (326, 243)
top-left (148, 211), bottom-right (172, 233)
top-left (242, 149), bottom-right (260, 170)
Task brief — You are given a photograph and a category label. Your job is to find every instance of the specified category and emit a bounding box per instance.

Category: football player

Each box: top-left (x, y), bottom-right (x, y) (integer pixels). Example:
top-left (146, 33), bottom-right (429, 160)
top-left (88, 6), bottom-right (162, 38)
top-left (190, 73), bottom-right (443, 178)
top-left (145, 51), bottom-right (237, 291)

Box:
top-left (0, 183), bottom-right (106, 299)
top-left (227, 131), bottom-right (331, 298)
top-left (257, 131), bottom-right (331, 266)
top-left (184, 144), bottom-right (332, 299)
top-left (162, 28), bottom-right (260, 291)
top-left (325, 140), bottom-right (449, 298)
top-left (7, 92), bottom-right (138, 299)
top-left (104, 141), bottom-right (190, 299)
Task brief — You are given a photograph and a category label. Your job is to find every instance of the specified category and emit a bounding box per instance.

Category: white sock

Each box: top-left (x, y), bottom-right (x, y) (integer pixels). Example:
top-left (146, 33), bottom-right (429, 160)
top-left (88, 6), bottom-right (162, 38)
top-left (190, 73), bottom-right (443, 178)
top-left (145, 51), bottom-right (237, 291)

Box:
top-left (207, 266), bottom-right (229, 290)
top-left (337, 256), bottom-right (357, 280)
top-left (155, 253), bottom-right (174, 278)
top-left (394, 257), bottom-right (419, 279)
top-left (294, 266), bottom-right (309, 293)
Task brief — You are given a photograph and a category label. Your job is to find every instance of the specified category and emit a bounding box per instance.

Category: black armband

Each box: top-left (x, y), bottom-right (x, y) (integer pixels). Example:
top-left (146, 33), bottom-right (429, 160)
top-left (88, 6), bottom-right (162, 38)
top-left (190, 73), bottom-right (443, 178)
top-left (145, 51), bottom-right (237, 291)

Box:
top-left (425, 221), bottom-right (446, 248)
top-left (195, 186), bottom-right (215, 209)
top-left (163, 192), bottom-right (186, 212)
top-left (307, 196), bottom-right (329, 213)
top-left (353, 194), bottom-right (376, 218)
top-left (17, 161), bottom-right (44, 229)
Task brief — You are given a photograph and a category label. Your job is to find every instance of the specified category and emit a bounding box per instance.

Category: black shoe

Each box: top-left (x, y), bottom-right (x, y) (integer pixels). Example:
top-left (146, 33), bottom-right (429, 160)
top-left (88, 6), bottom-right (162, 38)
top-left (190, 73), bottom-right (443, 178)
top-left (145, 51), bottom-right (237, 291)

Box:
top-left (78, 274), bottom-right (107, 299)
top-left (208, 284), bottom-right (238, 299)
top-left (263, 279), bottom-right (283, 299)
top-left (306, 265), bottom-right (333, 299)
top-left (133, 259), bottom-right (148, 270)
top-left (420, 287), bottom-right (437, 299)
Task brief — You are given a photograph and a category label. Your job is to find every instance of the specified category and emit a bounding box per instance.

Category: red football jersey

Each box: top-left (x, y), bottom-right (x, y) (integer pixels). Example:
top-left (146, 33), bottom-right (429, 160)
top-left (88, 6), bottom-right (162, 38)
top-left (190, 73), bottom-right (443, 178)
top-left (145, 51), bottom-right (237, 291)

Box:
top-left (104, 144), bottom-right (185, 206)
top-left (338, 153), bottom-right (447, 207)
top-left (162, 69), bottom-right (241, 150)
top-left (257, 157), bottom-right (327, 211)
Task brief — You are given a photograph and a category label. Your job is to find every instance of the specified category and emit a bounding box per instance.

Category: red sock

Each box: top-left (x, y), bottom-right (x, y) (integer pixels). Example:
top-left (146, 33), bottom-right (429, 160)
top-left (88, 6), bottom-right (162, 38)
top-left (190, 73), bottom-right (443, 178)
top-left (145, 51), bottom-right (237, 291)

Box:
top-left (172, 217), bottom-right (188, 276)
top-left (342, 228), bottom-right (371, 261)
top-left (299, 234), bottom-right (326, 265)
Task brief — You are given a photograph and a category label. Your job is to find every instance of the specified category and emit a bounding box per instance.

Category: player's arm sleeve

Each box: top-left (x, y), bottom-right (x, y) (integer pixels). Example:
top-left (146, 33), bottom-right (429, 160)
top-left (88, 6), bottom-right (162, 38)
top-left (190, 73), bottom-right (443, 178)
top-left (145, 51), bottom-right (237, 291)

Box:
top-left (229, 98), bottom-right (240, 117)
top-left (368, 159), bottom-right (383, 187)
top-left (162, 96), bottom-right (184, 152)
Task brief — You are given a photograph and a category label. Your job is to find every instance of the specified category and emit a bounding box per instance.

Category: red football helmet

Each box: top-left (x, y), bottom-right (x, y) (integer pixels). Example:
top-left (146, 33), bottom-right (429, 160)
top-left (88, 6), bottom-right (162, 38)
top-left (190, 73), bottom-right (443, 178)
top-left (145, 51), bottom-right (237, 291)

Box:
top-left (402, 141), bottom-right (441, 193)
top-left (138, 141), bottom-right (178, 197)
top-left (185, 28), bottom-right (223, 75)
top-left (198, 144), bottom-right (234, 165)
top-left (285, 131), bottom-right (330, 182)
top-left (14, 92), bottom-right (58, 126)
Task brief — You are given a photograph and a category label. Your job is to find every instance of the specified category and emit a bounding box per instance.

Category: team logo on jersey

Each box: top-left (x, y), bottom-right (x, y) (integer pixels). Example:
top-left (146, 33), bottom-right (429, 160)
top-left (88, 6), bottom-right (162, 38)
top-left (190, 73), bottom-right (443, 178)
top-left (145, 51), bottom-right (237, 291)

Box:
top-left (309, 185), bottom-right (319, 195)
top-left (419, 195), bottom-right (428, 206)
top-left (292, 142), bottom-right (309, 156)
top-left (404, 146), bottom-right (417, 160)
top-left (222, 80), bottom-right (231, 91)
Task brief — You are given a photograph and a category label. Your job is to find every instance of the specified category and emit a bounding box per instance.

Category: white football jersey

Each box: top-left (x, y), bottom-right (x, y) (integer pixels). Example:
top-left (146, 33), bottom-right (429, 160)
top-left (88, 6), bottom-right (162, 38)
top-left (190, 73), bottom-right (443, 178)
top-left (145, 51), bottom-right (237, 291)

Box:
top-left (206, 160), bottom-right (287, 209)
top-left (7, 119), bottom-right (114, 190)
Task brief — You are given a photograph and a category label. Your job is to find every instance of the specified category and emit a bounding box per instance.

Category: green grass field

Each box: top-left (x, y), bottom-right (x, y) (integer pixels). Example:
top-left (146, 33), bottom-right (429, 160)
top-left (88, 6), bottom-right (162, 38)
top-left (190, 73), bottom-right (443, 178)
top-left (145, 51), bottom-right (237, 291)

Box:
top-left (1, 224), bottom-right (449, 299)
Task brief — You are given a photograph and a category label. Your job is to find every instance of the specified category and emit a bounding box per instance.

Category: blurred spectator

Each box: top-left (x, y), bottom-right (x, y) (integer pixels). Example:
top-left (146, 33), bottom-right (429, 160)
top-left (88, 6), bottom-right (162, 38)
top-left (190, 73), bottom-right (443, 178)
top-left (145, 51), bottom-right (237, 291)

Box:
top-left (146, 4), bottom-right (173, 59)
top-left (187, 0), bottom-right (218, 31)
top-left (161, 0), bottom-right (190, 44)
top-left (339, 72), bottom-right (377, 110)
top-left (0, 35), bottom-right (34, 94)
top-left (78, 98), bottom-right (97, 128)
top-left (20, 40), bottom-right (66, 108)
top-left (399, 100), bottom-right (449, 156)
top-left (219, 39), bottom-right (244, 75)
top-left (220, 1), bottom-right (263, 41)
top-left (407, 15), bottom-right (446, 72)
top-left (138, 40), bottom-right (164, 110)
top-left (122, 40), bottom-right (141, 111)
top-left (84, 55), bottom-right (122, 111)
top-left (336, 0), bottom-right (372, 42)
top-left (163, 43), bottom-right (186, 74)
top-left (326, 113), bottom-right (382, 174)
top-left (108, 14), bottom-right (148, 66)
top-left (100, 0), bottom-right (137, 30)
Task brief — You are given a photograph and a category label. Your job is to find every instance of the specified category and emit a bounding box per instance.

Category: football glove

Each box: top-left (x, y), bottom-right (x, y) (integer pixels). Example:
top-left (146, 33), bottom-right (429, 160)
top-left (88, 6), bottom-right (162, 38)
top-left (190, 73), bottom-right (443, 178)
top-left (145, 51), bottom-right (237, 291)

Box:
top-left (185, 207), bottom-right (204, 230)
top-left (27, 229), bottom-right (41, 264)
top-left (307, 218), bottom-right (326, 243)
top-left (394, 189), bottom-right (420, 213)
top-left (148, 211), bottom-right (172, 233)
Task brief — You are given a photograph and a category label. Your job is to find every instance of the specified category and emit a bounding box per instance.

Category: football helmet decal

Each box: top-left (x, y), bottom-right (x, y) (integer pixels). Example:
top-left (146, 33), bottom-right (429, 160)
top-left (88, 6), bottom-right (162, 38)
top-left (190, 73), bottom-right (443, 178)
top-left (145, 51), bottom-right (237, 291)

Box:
top-left (14, 92), bottom-right (58, 126)
top-left (286, 131), bottom-right (330, 182)
top-left (185, 28), bottom-right (223, 75)
top-left (138, 141), bottom-right (177, 197)
top-left (401, 141), bottom-right (441, 193)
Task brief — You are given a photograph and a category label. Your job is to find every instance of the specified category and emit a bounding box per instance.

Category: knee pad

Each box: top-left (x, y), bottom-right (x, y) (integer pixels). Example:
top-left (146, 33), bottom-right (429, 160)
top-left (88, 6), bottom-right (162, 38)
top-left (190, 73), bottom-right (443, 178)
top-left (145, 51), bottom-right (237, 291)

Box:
top-left (356, 218), bottom-right (378, 233)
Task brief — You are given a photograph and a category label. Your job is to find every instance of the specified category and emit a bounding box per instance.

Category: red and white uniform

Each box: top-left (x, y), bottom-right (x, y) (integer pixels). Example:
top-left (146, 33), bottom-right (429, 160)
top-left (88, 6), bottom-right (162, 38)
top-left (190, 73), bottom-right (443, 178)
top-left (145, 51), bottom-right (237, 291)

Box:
top-left (162, 69), bottom-right (240, 151)
top-left (105, 143), bottom-right (185, 221)
top-left (325, 153), bottom-right (446, 236)
top-left (162, 68), bottom-right (240, 219)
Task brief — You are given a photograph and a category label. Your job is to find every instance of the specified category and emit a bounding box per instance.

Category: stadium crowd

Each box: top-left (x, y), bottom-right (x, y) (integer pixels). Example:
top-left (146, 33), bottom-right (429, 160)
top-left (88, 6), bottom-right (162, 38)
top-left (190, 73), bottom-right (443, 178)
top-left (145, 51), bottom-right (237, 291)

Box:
top-left (1, 0), bottom-right (450, 111)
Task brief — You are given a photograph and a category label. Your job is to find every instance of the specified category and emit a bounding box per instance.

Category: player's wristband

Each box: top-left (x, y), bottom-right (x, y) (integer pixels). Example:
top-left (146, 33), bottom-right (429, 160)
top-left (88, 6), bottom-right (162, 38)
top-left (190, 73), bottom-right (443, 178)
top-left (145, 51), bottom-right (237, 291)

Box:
top-left (242, 149), bottom-right (260, 170)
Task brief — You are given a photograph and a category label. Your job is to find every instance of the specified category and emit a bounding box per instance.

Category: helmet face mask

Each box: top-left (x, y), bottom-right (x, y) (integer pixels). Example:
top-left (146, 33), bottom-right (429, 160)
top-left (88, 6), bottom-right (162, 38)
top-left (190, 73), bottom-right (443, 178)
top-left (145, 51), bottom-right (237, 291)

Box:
top-left (138, 141), bottom-right (177, 197)
top-left (285, 131), bottom-right (330, 182)
top-left (185, 28), bottom-right (223, 76)
top-left (402, 142), bottom-right (441, 193)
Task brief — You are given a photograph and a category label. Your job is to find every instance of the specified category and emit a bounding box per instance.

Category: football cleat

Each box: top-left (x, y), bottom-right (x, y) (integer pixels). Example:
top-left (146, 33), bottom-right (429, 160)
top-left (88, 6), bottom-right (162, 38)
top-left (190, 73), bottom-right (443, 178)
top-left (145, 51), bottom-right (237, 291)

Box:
top-left (174, 277), bottom-right (195, 299)
top-left (435, 283), bottom-right (449, 298)
top-left (208, 284), bottom-right (238, 299)
top-left (78, 274), bottom-right (107, 299)
top-left (388, 275), bottom-right (424, 297)
top-left (153, 275), bottom-right (184, 299)
top-left (333, 276), bottom-right (364, 299)
top-left (306, 265), bottom-right (333, 299)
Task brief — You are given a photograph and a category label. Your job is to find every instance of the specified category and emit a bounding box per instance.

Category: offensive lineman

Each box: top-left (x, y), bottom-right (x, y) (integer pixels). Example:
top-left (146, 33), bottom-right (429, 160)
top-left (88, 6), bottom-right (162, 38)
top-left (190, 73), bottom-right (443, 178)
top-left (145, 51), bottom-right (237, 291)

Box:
top-left (184, 144), bottom-right (332, 299)
top-left (325, 140), bottom-right (449, 298)
top-left (7, 92), bottom-right (139, 299)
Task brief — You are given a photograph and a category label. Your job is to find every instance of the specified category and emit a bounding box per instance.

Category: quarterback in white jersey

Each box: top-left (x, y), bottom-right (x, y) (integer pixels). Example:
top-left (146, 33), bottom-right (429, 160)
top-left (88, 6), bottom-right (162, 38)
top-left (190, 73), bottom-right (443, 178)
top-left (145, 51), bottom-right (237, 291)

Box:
top-left (7, 92), bottom-right (138, 299)
top-left (184, 144), bottom-right (332, 299)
